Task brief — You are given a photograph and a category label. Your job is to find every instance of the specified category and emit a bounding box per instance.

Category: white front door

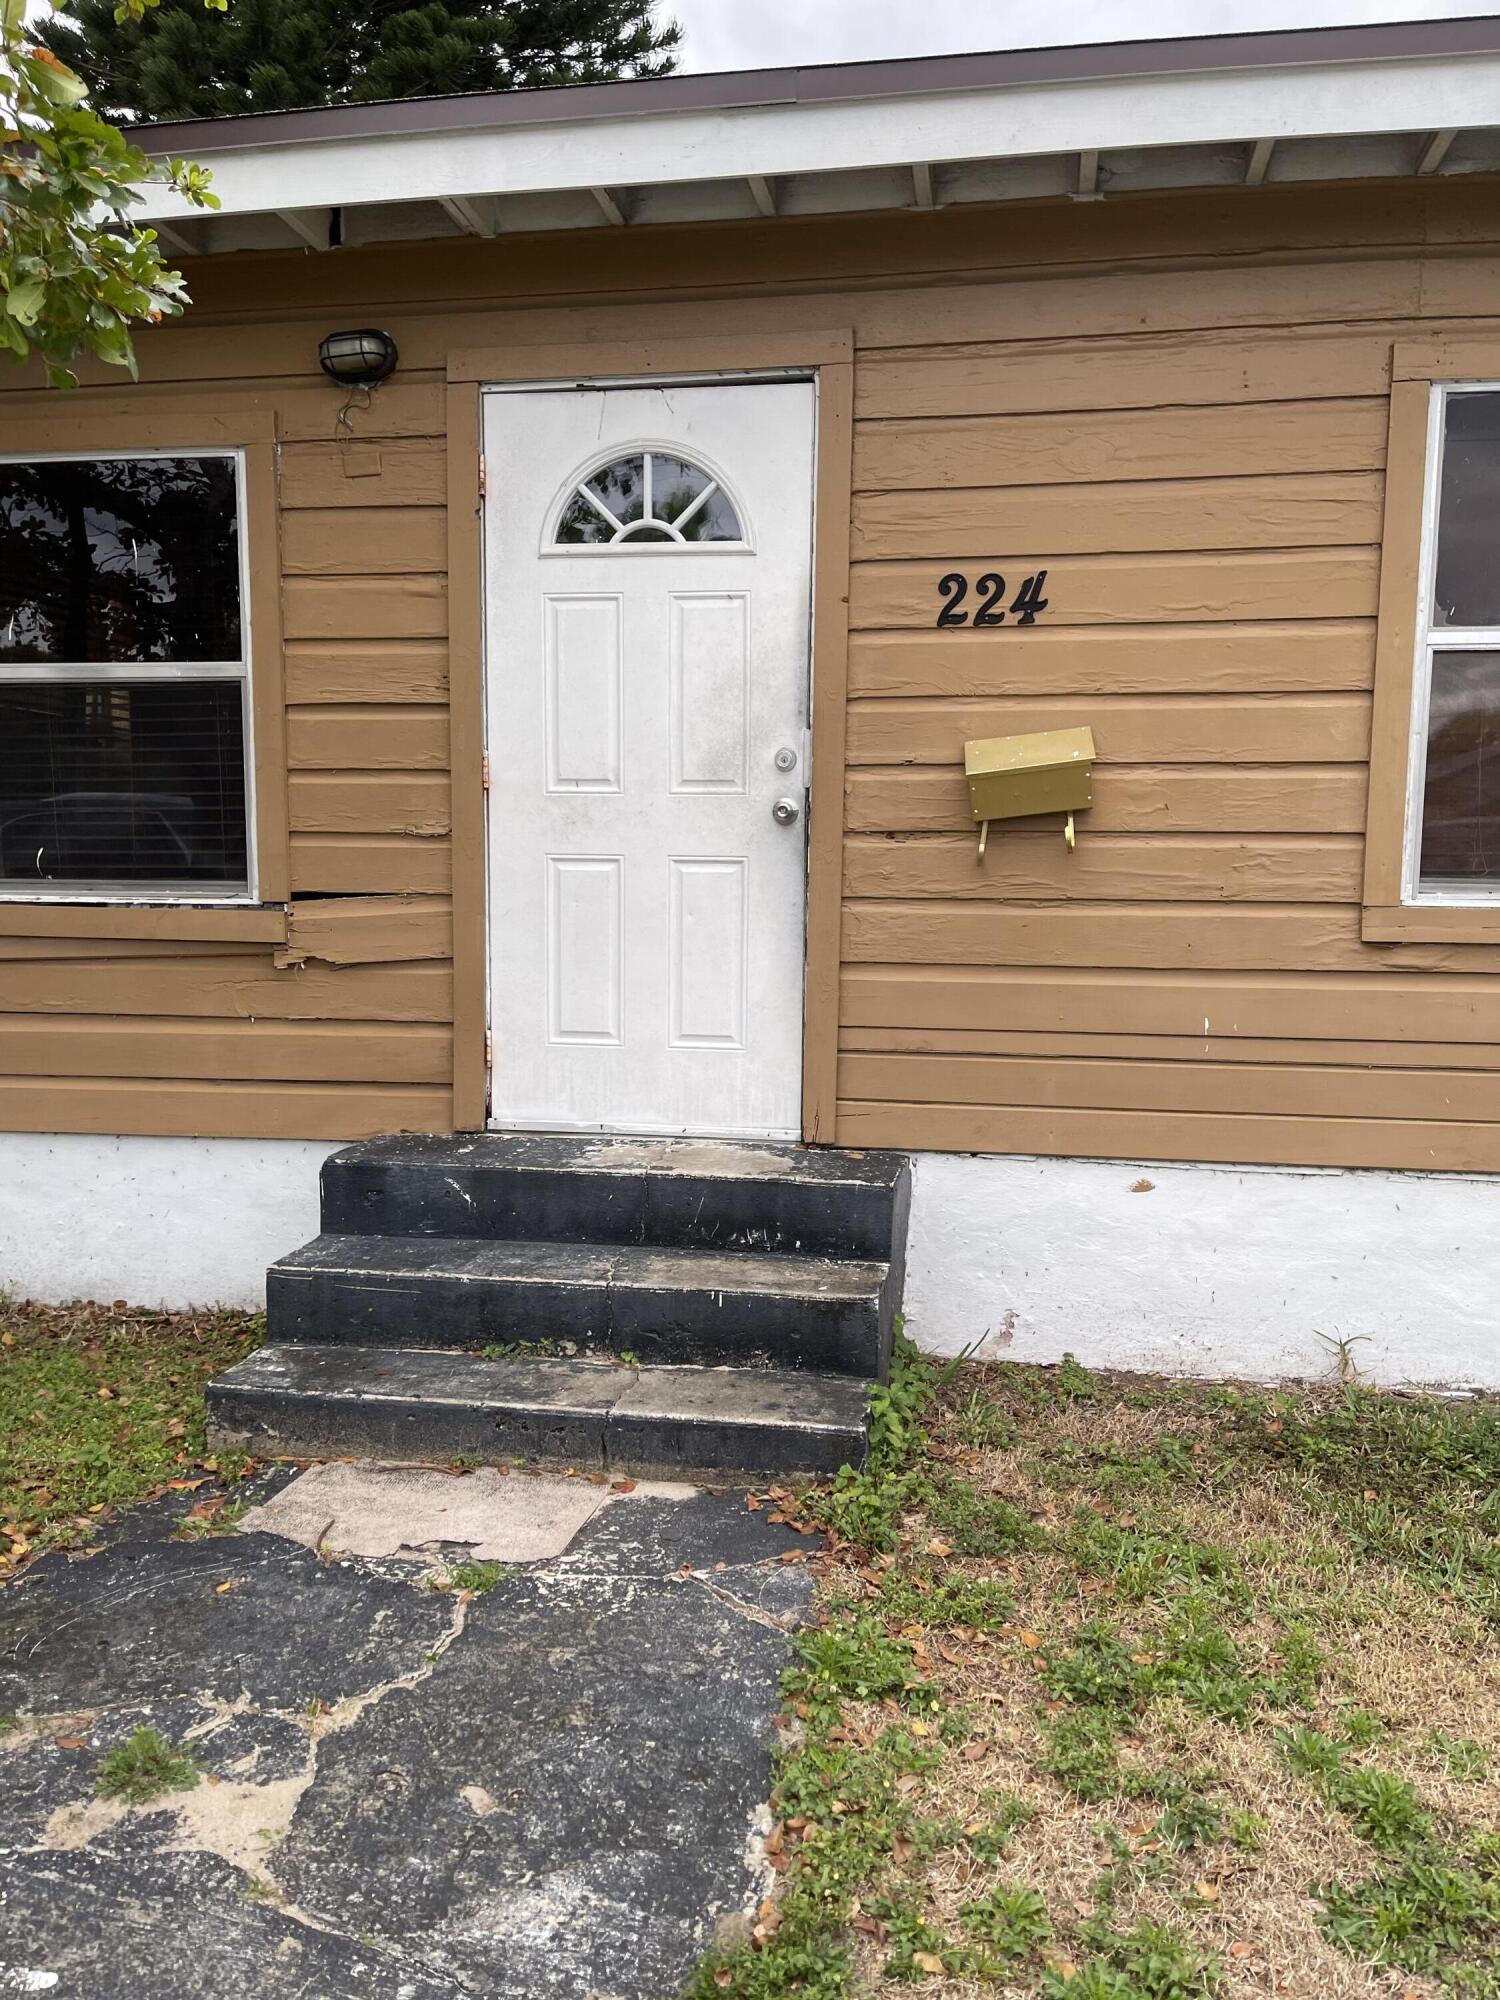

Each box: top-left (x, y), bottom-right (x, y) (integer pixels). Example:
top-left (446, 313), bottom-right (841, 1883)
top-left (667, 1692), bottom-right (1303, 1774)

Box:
top-left (483, 379), bottom-right (816, 1137)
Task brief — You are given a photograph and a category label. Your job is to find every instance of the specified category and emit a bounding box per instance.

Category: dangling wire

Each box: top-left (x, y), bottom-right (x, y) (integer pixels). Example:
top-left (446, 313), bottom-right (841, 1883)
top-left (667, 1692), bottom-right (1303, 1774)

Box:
top-left (336, 384), bottom-right (373, 437)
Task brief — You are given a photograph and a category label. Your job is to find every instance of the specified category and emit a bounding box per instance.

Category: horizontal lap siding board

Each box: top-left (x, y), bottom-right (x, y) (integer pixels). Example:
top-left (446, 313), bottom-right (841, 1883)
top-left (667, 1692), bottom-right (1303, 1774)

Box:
top-left (841, 966), bottom-right (1500, 1041)
top-left (843, 834), bottom-right (1364, 901)
top-left (0, 1017), bottom-right (451, 1084)
top-left (842, 903), bottom-right (1500, 974)
top-left (290, 835), bottom-right (452, 895)
top-left (0, 1077), bottom-right (452, 1141)
top-left (851, 551), bottom-right (1380, 628)
top-left (835, 1102), bottom-right (1500, 1173)
top-left (284, 644), bottom-right (448, 704)
top-left (853, 400), bottom-right (1390, 488)
top-left (848, 767), bottom-right (1368, 833)
top-left (846, 695), bottom-right (1370, 765)
top-left (844, 1027), bottom-right (1500, 1070)
top-left (288, 706), bottom-right (450, 769)
top-left (851, 473), bottom-right (1384, 558)
top-left (852, 330), bottom-right (1406, 419)
top-left (1, 955), bottom-right (452, 1021)
top-left (850, 624), bottom-right (1375, 696)
top-left (838, 1051), bottom-right (1500, 1123)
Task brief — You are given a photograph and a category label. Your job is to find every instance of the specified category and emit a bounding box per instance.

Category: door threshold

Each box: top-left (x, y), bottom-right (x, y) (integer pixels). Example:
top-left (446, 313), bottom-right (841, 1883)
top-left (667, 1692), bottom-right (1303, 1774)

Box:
top-left (486, 1118), bottom-right (802, 1142)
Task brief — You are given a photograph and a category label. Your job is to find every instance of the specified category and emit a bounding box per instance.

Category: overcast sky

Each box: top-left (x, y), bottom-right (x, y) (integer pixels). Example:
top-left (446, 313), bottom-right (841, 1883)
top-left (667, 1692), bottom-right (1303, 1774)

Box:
top-left (673, 1), bottom-right (1491, 72)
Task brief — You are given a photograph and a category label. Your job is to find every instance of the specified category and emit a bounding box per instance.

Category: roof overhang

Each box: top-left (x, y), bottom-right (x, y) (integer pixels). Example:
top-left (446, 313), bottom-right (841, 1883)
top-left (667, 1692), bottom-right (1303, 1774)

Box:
top-left (126, 15), bottom-right (1500, 257)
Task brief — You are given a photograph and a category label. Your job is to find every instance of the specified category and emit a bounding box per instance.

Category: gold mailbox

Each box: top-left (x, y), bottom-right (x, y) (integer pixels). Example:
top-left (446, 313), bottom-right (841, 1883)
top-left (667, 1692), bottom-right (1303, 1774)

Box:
top-left (964, 726), bottom-right (1095, 858)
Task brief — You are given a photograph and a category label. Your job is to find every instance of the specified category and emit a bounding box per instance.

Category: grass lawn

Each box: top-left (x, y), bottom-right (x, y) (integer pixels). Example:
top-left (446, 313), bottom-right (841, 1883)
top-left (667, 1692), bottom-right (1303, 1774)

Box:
top-left (692, 1348), bottom-right (1500, 2000)
top-left (0, 1297), bottom-right (261, 1570)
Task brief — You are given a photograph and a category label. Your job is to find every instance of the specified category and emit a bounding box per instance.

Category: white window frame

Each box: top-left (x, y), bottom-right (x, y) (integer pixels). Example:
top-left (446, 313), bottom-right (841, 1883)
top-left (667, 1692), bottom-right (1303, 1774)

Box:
top-left (0, 446), bottom-right (257, 906)
top-left (1402, 381), bottom-right (1500, 907)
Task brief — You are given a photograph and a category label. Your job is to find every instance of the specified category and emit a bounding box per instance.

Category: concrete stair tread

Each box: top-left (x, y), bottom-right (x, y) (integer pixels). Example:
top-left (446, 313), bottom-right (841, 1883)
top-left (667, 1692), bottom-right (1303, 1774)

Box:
top-left (208, 1342), bottom-right (871, 1482)
top-left (274, 1232), bottom-right (888, 1302)
top-left (332, 1130), bottom-right (907, 1191)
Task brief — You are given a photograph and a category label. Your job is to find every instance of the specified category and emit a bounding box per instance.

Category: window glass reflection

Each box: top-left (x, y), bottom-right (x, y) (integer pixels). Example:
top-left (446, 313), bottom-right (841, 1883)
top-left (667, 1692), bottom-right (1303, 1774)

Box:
top-left (1434, 394), bottom-right (1500, 629)
top-left (1419, 650), bottom-right (1500, 884)
top-left (0, 456), bottom-right (241, 664)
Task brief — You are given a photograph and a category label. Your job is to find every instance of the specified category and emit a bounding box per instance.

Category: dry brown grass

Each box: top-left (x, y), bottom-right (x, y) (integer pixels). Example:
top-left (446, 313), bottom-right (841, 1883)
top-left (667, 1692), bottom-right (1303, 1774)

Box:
top-left (800, 1362), bottom-right (1499, 2000)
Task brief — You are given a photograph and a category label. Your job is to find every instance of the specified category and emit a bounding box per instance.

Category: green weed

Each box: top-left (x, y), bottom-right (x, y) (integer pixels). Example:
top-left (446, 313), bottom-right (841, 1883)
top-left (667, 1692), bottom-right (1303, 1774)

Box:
top-left (960, 1880), bottom-right (1053, 1958)
top-left (1318, 1849), bottom-right (1500, 1990)
top-left (439, 1559), bottom-right (508, 1594)
top-left (95, 1727), bottom-right (200, 1805)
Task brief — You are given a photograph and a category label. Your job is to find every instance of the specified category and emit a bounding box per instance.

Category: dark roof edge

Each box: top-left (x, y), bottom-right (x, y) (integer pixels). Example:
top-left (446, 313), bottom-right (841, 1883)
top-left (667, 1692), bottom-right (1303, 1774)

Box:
top-left (130, 13), bottom-right (1500, 156)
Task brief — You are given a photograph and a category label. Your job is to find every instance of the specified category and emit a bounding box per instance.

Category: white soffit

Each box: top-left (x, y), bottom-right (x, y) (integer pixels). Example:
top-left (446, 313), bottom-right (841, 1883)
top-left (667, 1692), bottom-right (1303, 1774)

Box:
top-left (128, 35), bottom-right (1500, 249)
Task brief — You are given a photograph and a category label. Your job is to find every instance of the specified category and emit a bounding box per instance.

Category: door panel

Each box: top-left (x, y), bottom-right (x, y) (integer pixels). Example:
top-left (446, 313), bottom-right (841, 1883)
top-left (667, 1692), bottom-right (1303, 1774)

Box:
top-left (484, 380), bottom-right (815, 1136)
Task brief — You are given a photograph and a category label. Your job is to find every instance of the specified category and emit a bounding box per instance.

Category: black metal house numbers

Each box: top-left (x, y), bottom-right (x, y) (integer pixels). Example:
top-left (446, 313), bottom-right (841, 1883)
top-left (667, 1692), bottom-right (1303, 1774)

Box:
top-left (934, 569), bottom-right (1050, 628)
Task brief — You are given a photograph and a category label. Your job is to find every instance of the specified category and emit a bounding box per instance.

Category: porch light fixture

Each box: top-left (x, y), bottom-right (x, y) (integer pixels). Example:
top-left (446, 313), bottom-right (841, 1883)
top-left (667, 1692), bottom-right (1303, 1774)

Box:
top-left (317, 328), bottom-right (398, 387)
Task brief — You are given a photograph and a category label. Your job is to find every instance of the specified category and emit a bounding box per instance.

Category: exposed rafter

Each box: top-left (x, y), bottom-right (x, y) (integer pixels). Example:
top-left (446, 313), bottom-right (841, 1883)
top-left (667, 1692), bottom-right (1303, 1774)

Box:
top-left (591, 185), bottom-right (627, 226)
top-left (149, 218), bottom-right (199, 257)
top-left (1418, 127), bottom-right (1457, 174)
top-left (277, 208), bottom-right (328, 250)
top-left (439, 193), bottom-right (494, 236)
top-left (910, 161), bottom-right (935, 208)
top-left (747, 174), bottom-right (776, 216)
top-left (1245, 137), bottom-right (1276, 185)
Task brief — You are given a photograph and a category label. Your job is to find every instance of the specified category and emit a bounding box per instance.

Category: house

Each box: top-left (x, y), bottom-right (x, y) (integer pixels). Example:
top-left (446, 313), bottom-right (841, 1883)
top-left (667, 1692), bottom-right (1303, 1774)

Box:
top-left (3, 16), bottom-right (1500, 1435)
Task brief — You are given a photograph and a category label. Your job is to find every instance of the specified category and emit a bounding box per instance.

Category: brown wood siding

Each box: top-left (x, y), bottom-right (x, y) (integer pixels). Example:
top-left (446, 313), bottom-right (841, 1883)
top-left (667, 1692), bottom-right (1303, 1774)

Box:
top-left (3, 174), bottom-right (1500, 1160)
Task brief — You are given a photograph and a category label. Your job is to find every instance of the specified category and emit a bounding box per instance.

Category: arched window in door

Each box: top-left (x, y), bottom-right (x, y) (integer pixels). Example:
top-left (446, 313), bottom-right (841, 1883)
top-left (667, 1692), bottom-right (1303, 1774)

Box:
top-left (551, 450), bottom-right (745, 546)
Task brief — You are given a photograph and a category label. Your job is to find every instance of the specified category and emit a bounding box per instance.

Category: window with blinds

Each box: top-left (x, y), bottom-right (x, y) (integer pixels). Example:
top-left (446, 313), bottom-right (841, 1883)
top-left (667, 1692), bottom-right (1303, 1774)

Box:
top-left (0, 452), bottom-right (251, 898)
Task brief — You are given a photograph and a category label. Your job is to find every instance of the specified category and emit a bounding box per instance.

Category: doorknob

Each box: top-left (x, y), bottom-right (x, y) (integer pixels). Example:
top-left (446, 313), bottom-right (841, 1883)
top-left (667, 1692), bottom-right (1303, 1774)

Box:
top-left (772, 797), bottom-right (801, 826)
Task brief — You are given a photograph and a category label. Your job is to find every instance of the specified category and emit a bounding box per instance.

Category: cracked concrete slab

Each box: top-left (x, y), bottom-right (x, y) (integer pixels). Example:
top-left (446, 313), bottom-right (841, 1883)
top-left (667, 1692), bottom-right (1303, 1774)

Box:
top-left (0, 1474), bottom-right (813, 2000)
top-left (237, 1460), bottom-right (697, 1563)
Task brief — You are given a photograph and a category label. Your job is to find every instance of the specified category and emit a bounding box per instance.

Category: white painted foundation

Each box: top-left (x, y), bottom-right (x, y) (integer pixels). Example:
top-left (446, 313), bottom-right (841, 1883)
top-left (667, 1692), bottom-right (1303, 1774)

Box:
top-left (1, 1133), bottom-right (1495, 1391)
top-left (0, 1134), bottom-right (336, 1310)
top-left (902, 1151), bottom-right (1500, 1391)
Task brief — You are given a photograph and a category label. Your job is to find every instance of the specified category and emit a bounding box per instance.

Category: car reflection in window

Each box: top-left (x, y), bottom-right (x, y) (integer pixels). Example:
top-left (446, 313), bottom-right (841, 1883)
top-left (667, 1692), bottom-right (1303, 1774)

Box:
top-left (0, 792), bottom-right (225, 883)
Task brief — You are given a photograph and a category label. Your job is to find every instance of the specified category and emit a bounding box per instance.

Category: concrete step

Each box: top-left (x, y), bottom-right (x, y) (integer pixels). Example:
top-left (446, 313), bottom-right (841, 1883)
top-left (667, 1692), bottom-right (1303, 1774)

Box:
top-left (266, 1233), bottom-right (893, 1379)
top-left (207, 1343), bottom-right (871, 1483)
top-left (319, 1131), bottom-right (911, 1267)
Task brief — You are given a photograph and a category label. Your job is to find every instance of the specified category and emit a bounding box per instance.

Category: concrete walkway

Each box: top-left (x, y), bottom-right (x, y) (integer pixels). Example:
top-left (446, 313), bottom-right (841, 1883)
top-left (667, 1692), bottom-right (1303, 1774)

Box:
top-left (0, 1465), bottom-right (813, 1999)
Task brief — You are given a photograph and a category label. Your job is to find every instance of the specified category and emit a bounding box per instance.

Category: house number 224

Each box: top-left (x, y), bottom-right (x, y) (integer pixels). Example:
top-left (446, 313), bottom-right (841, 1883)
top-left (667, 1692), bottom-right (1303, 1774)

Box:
top-left (934, 569), bottom-right (1050, 627)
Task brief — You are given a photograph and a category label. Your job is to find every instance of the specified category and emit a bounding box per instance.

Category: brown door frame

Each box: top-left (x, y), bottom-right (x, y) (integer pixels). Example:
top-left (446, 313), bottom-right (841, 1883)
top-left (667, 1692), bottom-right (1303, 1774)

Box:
top-left (446, 329), bottom-right (854, 1143)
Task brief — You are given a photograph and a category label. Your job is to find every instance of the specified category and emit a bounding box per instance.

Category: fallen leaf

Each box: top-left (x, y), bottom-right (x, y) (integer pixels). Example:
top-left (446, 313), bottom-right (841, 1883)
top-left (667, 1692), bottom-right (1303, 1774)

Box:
top-left (1018, 1629), bottom-right (1043, 1649)
top-left (1193, 1879), bottom-right (1220, 1901)
top-left (912, 1951), bottom-right (945, 1976)
top-left (712, 1971), bottom-right (732, 1989)
top-left (926, 1537), bottom-right (953, 1558)
top-left (610, 1479), bottom-right (637, 1494)
top-left (962, 1740), bottom-right (989, 1761)
top-left (54, 1735), bottom-right (88, 1751)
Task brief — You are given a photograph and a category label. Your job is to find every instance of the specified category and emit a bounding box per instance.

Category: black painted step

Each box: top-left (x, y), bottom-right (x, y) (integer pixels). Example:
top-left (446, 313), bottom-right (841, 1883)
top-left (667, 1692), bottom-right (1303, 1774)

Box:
top-left (207, 1343), bottom-right (870, 1483)
top-left (267, 1233), bottom-right (893, 1379)
top-left (319, 1132), bottom-right (911, 1267)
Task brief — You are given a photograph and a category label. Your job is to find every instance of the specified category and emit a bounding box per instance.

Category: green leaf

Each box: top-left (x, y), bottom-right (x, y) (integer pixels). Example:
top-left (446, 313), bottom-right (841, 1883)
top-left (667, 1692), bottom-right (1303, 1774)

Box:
top-left (3, 277), bottom-right (48, 326)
